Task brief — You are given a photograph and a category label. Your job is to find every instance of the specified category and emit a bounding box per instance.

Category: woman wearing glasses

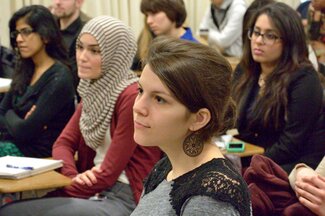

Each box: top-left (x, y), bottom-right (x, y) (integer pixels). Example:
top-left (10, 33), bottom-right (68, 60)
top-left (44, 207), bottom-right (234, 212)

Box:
top-left (0, 5), bottom-right (75, 157)
top-left (232, 2), bottom-right (325, 173)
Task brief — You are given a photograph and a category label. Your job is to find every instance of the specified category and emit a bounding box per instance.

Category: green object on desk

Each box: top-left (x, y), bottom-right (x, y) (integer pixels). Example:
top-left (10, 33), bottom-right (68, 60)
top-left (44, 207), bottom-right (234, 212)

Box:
top-left (226, 141), bottom-right (245, 152)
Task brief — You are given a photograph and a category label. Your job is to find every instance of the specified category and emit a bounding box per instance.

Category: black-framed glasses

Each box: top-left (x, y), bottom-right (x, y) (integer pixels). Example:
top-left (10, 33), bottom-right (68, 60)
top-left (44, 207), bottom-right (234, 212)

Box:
top-left (10, 28), bottom-right (34, 39)
top-left (248, 29), bottom-right (282, 45)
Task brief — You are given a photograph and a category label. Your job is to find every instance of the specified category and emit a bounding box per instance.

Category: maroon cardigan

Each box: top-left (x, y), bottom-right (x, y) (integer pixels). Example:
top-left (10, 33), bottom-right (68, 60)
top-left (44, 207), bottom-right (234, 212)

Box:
top-left (51, 84), bottom-right (162, 203)
top-left (244, 155), bottom-right (316, 216)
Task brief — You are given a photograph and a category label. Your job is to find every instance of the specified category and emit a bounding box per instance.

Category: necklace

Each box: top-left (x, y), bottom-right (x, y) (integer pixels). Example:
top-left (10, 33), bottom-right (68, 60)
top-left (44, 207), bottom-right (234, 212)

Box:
top-left (258, 74), bottom-right (266, 96)
top-left (258, 75), bottom-right (266, 88)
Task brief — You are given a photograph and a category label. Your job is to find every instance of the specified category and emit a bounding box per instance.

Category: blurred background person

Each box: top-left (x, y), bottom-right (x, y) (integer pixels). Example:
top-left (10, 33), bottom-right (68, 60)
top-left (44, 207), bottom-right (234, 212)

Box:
top-left (0, 38), bottom-right (15, 79)
top-left (306, 0), bottom-right (325, 75)
top-left (297, 0), bottom-right (311, 27)
top-left (199, 0), bottom-right (246, 57)
top-left (131, 0), bottom-right (198, 74)
top-left (51, 0), bottom-right (90, 101)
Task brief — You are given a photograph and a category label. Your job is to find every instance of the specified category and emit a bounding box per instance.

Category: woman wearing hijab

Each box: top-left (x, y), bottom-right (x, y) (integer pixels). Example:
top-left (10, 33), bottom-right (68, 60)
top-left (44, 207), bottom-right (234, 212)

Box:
top-left (0, 15), bottom-right (162, 216)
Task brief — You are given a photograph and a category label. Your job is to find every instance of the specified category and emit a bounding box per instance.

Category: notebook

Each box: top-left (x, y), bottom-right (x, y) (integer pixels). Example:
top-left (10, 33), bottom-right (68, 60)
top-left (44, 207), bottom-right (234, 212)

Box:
top-left (0, 78), bottom-right (12, 92)
top-left (0, 156), bottom-right (63, 179)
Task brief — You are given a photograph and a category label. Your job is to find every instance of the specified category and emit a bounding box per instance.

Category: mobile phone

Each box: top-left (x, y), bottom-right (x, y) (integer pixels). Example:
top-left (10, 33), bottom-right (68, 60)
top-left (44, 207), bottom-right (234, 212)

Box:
top-left (226, 141), bottom-right (245, 152)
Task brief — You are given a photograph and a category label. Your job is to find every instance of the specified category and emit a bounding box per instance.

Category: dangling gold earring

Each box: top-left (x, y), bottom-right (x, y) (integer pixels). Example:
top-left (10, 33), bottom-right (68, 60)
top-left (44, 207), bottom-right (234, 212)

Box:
top-left (183, 132), bottom-right (203, 157)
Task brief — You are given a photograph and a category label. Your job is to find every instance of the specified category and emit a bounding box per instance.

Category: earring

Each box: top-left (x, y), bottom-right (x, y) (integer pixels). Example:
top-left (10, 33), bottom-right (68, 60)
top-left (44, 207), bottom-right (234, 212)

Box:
top-left (183, 133), bottom-right (204, 157)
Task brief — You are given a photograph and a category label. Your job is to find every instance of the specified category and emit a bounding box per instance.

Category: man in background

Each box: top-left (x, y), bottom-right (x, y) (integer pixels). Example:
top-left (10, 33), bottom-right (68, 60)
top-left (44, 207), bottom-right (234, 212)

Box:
top-left (51, 0), bottom-right (90, 100)
top-left (199, 0), bottom-right (246, 57)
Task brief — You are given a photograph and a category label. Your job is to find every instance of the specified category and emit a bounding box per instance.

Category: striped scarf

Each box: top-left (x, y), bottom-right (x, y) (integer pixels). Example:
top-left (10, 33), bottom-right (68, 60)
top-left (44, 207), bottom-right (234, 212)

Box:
top-left (77, 16), bottom-right (138, 150)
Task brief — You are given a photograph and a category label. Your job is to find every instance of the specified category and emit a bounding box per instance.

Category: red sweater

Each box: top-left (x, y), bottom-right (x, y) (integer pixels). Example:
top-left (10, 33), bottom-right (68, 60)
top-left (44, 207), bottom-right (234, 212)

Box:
top-left (52, 83), bottom-right (162, 203)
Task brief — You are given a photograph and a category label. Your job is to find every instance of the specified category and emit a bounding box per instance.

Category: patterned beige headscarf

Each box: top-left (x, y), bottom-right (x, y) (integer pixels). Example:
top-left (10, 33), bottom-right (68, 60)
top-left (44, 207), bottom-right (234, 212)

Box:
top-left (77, 16), bottom-right (138, 149)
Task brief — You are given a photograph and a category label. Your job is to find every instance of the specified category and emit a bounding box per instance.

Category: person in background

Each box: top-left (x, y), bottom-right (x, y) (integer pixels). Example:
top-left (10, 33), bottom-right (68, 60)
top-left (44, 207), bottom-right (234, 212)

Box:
top-left (0, 44), bottom-right (15, 79)
top-left (131, 0), bottom-right (198, 73)
top-left (0, 5), bottom-right (75, 157)
top-left (199, 0), bottom-right (246, 57)
top-left (232, 2), bottom-right (325, 173)
top-left (242, 0), bottom-right (319, 73)
top-left (0, 42), bottom-right (15, 102)
top-left (131, 36), bottom-right (251, 216)
top-left (51, 0), bottom-right (90, 100)
top-left (297, 0), bottom-right (311, 27)
top-left (0, 15), bottom-right (162, 216)
top-left (295, 0), bottom-right (320, 72)
top-left (0, 22), bottom-right (16, 101)
top-left (306, 0), bottom-right (325, 75)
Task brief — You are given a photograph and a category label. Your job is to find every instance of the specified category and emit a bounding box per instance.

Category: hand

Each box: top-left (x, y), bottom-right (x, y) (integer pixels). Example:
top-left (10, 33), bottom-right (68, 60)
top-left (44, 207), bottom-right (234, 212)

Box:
top-left (294, 167), bottom-right (318, 197)
top-left (24, 105), bottom-right (36, 119)
top-left (295, 175), bottom-right (325, 216)
top-left (72, 166), bottom-right (103, 187)
top-left (296, 167), bottom-right (318, 183)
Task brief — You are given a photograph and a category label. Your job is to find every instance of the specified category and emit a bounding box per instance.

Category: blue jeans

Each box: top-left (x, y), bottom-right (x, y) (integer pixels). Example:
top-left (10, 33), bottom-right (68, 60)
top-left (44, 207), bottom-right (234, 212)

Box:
top-left (0, 182), bottom-right (136, 216)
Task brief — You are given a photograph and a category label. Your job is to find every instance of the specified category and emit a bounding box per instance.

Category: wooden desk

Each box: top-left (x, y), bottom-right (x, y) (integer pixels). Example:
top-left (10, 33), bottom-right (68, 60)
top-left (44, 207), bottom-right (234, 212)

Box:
top-left (0, 171), bottom-right (71, 193)
top-left (222, 143), bottom-right (264, 158)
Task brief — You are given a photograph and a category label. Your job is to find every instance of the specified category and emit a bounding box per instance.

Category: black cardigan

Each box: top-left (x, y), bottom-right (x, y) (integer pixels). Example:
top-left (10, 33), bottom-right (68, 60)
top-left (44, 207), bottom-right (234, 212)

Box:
top-left (233, 65), bottom-right (325, 173)
top-left (0, 62), bottom-right (75, 157)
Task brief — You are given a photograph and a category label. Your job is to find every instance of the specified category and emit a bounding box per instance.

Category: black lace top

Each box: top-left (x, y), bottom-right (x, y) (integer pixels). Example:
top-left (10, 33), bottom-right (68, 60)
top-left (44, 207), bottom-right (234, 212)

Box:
top-left (144, 157), bottom-right (251, 216)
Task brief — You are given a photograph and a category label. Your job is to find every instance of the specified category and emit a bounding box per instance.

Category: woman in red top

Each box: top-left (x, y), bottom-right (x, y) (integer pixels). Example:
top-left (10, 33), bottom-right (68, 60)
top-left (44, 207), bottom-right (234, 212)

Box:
top-left (0, 15), bottom-right (161, 216)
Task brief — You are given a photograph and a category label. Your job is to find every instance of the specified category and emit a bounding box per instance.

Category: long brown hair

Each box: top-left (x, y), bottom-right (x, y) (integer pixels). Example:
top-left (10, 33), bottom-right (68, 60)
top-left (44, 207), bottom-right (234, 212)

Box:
top-left (233, 2), bottom-right (313, 129)
top-left (146, 36), bottom-right (236, 142)
top-left (137, 18), bottom-right (155, 66)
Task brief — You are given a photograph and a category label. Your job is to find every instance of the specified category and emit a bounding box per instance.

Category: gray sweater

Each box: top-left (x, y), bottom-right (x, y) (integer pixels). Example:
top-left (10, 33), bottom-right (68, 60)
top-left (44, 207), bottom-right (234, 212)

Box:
top-left (131, 157), bottom-right (252, 216)
top-left (131, 179), bottom-right (240, 216)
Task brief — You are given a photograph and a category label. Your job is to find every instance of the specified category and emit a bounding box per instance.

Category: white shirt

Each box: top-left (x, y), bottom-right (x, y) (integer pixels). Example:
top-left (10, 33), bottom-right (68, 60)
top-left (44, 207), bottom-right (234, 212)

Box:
top-left (93, 127), bottom-right (129, 184)
top-left (199, 0), bottom-right (246, 57)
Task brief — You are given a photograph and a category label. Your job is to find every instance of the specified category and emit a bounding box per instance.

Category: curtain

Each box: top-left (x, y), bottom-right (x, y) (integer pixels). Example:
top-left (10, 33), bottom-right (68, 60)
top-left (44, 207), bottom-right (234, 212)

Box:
top-left (1, 0), bottom-right (301, 48)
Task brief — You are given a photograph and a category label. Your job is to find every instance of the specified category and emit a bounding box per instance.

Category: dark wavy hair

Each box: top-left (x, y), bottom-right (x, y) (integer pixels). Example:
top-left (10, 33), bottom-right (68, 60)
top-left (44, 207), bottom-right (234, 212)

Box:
top-left (242, 0), bottom-right (275, 45)
top-left (233, 2), bottom-right (313, 129)
top-left (140, 0), bottom-right (187, 28)
top-left (146, 36), bottom-right (236, 143)
top-left (9, 5), bottom-right (68, 94)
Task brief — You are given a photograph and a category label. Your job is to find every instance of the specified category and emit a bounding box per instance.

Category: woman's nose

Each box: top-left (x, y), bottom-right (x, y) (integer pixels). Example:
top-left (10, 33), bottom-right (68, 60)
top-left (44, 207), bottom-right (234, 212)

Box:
top-left (133, 95), bottom-right (148, 116)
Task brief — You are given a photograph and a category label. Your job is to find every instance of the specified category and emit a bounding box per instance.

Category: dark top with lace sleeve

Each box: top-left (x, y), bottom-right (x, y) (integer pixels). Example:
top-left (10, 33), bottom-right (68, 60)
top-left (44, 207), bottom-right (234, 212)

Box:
top-left (139, 156), bottom-right (252, 216)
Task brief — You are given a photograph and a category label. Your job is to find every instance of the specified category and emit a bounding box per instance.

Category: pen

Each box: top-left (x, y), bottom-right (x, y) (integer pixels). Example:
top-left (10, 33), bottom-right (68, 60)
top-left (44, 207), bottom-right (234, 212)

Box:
top-left (6, 164), bottom-right (34, 170)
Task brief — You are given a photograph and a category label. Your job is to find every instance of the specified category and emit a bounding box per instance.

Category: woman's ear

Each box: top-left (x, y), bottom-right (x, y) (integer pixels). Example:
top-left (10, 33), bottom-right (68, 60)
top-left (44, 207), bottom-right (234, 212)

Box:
top-left (189, 108), bottom-right (211, 132)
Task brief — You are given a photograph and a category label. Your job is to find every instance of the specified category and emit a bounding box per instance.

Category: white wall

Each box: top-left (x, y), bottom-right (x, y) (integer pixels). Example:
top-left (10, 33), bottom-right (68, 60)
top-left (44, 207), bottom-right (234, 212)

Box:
top-left (0, 0), bottom-right (301, 48)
